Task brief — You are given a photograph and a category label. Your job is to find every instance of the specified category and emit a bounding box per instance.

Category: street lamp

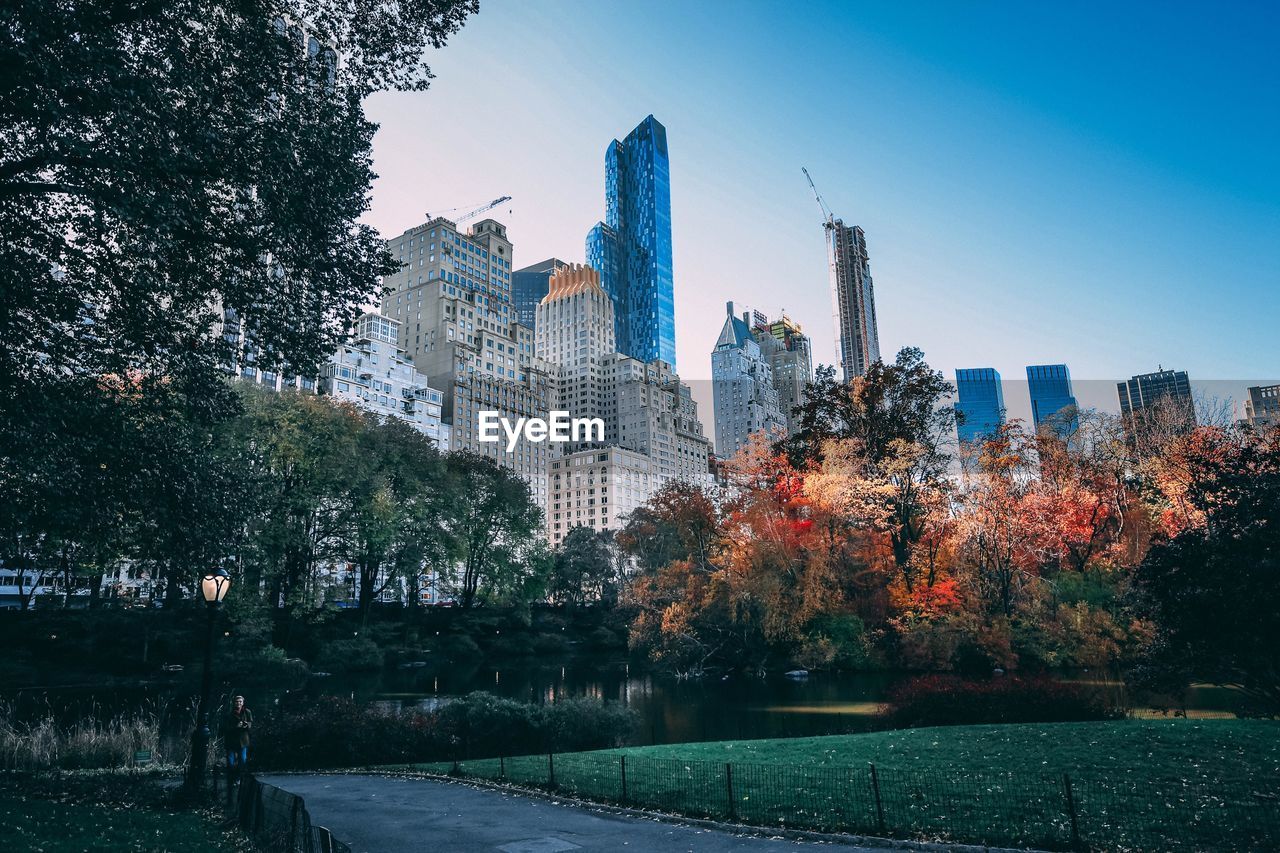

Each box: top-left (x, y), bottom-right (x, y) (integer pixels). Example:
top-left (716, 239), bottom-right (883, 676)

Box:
top-left (184, 567), bottom-right (232, 795)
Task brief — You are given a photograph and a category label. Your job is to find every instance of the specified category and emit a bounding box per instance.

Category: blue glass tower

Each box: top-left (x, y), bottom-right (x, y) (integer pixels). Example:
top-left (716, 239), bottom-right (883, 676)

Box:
top-left (1027, 364), bottom-right (1079, 439)
top-left (586, 115), bottom-right (677, 369)
top-left (955, 368), bottom-right (1005, 444)
top-left (512, 258), bottom-right (568, 331)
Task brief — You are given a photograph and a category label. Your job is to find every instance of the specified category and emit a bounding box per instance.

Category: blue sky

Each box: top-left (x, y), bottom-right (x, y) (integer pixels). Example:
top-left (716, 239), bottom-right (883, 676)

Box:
top-left (363, 0), bottom-right (1279, 423)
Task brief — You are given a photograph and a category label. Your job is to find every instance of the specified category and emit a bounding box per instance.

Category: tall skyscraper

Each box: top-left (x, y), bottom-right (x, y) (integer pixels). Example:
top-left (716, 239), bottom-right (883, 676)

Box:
top-left (535, 264), bottom-right (615, 452)
top-left (1244, 384), bottom-right (1280, 428)
top-left (379, 216), bottom-right (552, 506)
top-left (586, 115), bottom-right (677, 369)
top-left (513, 257), bottom-right (569, 333)
top-left (752, 311), bottom-right (813, 434)
top-left (829, 222), bottom-right (881, 382)
top-left (712, 302), bottom-right (787, 458)
top-left (1118, 368), bottom-right (1196, 446)
top-left (1026, 363), bottom-right (1079, 439)
top-left (954, 368), bottom-right (1005, 445)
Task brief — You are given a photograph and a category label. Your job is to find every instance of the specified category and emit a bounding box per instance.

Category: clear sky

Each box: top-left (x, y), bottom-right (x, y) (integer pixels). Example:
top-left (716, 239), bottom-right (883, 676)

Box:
top-left (362, 0), bottom-right (1279, 428)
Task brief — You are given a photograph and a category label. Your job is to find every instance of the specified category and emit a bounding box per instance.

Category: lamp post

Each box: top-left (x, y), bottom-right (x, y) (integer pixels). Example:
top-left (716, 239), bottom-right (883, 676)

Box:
top-left (184, 567), bottom-right (231, 795)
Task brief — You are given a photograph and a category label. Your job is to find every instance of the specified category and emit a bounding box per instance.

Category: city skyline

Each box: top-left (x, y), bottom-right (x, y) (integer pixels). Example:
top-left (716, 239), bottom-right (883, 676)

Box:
top-left (361, 0), bottom-right (1278, 425)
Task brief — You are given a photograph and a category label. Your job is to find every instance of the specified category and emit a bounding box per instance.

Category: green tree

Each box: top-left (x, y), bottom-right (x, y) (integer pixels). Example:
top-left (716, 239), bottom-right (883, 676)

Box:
top-left (2, 0), bottom-right (476, 396)
top-left (440, 452), bottom-right (543, 608)
top-left (550, 527), bottom-right (620, 607)
top-left (338, 415), bottom-right (449, 623)
top-left (235, 386), bottom-right (363, 619)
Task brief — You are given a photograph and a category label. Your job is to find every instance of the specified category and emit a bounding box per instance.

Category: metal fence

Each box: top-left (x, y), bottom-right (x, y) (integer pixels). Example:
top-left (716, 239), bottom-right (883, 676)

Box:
top-left (436, 752), bottom-right (1280, 851)
top-left (230, 773), bottom-right (350, 853)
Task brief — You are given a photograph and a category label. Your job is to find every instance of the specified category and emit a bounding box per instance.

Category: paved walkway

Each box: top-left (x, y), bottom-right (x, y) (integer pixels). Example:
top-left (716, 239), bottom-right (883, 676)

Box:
top-left (260, 773), bottom-right (895, 853)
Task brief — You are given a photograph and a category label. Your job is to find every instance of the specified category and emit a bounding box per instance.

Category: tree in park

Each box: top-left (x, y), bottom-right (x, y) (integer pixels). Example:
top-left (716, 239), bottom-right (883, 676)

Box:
top-left (778, 349), bottom-right (957, 593)
top-left (955, 423), bottom-right (1053, 618)
top-left (439, 452), bottom-right (543, 609)
top-left (615, 480), bottom-right (722, 574)
top-left (337, 416), bottom-right (450, 624)
top-left (2, 0), bottom-right (477, 395)
top-left (1132, 425), bottom-right (1280, 710)
top-left (548, 527), bottom-right (621, 607)
top-left (235, 386), bottom-right (365, 615)
top-left (0, 0), bottom-right (477, 594)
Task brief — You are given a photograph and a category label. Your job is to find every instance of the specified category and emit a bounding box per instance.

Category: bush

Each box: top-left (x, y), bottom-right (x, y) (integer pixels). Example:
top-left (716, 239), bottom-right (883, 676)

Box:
top-left (313, 637), bottom-right (383, 673)
top-left (796, 614), bottom-right (876, 670)
top-left (252, 691), bottom-right (639, 770)
top-left (438, 692), bottom-right (637, 757)
top-left (880, 675), bottom-right (1124, 728)
top-left (253, 696), bottom-right (441, 770)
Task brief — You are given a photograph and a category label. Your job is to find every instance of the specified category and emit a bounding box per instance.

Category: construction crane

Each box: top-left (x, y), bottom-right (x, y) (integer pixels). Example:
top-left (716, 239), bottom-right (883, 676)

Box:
top-left (426, 195), bottom-right (512, 224)
top-left (803, 167), bottom-right (844, 380)
top-left (802, 167), bottom-right (835, 231)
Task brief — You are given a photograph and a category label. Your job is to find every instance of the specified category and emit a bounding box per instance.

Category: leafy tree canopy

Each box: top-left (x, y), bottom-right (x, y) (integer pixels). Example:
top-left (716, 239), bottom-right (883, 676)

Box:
top-left (1, 0), bottom-right (477, 399)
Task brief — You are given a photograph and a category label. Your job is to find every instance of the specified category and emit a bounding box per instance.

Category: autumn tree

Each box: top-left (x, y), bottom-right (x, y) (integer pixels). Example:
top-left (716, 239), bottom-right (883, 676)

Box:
top-left (616, 481), bottom-right (721, 573)
top-left (779, 349), bottom-right (956, 592)
top-left (1131, 425), bottom-right (1280, 709)
top-left (955, 423), bottom-right (1051, 618)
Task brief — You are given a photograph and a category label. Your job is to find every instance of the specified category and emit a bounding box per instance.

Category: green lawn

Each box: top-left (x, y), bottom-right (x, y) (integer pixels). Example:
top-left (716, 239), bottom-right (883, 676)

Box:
top-left (400, 720), bottom-right (1280, 850)
top-left (2, 792), bottom-right (246, 853)
top-left (613, 719), bottom-right (1280, 786)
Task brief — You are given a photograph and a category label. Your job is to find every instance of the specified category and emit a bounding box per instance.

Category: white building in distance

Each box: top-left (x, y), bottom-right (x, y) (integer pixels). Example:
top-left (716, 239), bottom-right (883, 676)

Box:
top-left (319, 312), bottom-right (449, 449)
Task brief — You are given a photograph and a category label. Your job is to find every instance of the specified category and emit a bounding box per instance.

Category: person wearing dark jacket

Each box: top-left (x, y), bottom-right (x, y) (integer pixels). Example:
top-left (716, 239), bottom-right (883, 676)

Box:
top-left (220, 695), bottom-right (253, 783)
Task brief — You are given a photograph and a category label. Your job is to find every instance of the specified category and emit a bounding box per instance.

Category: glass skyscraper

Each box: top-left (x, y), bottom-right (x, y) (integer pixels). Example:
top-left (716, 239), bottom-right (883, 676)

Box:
top-left (955, 368), bottom-right (1005, 445)
top-left (512, 257), bottom-right (568, 332)
top-left (586, 115), bottom-right (677, 369)
top-left (1027, 363), bottom-right (1079, 439)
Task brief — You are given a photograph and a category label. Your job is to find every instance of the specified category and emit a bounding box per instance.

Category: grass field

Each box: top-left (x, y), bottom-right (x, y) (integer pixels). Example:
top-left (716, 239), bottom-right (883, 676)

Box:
top-left (400, 720), bottom-right (1280, 850)
top-left (3, 795), bottom-right (246, 853)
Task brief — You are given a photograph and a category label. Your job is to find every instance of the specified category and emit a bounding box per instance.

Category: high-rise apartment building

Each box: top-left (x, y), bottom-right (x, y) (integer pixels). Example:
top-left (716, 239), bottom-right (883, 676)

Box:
top-left (752, 311), bottom-right (813, 433)
top-left (586, 115), bottom-right (677, 369)
top-left (547, 447), bottom-right (654, 546)
top-left (955, 368), bottom-right (1005, 445)
top-left (535, 264), bottom-right (616, 451)
top-left (712, 302), bottom-right (787, 458)
top-left (318, 312), bottom-right (449, 448)
top-left (1117, 368), bottom-right (1196, 445)
top-left (380, 216), bottom-right (552, 506)
top-left (513, 257), bottom-right (569, 332)
top-left (1244, 384), bottom-right (1280, 428)
top-left (1027, 364), bottom-right (1079, 439)
top-left (602, 354), bottom-right (711, 486)
top-left (829, 221), bottom-right (881, 382)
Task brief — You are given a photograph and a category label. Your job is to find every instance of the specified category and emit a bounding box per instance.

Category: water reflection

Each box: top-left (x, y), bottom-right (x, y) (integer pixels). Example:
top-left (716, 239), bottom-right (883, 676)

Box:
top-left (3, 659), bottom-right (1252, 747)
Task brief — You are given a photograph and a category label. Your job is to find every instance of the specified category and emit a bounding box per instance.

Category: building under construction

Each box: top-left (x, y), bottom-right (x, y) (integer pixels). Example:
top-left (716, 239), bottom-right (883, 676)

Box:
top-left (804, 169), bottom-right (881, 382)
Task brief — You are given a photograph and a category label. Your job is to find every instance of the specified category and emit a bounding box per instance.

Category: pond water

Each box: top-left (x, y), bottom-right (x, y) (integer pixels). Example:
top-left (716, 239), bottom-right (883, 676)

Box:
top-left (298, 658), bottom-right (1249, 745)
top-left (5, 657), bottom-right (1249, 747)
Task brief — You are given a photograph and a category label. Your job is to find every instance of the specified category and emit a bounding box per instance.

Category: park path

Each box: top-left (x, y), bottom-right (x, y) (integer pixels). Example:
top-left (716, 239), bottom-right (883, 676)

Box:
top-left (260, 773), bottom-right (896, 853)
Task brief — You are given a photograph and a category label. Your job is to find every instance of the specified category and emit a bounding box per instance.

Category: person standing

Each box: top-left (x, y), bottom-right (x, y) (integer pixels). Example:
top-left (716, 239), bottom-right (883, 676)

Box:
top-left (220, 694), bottom-right (253, 791)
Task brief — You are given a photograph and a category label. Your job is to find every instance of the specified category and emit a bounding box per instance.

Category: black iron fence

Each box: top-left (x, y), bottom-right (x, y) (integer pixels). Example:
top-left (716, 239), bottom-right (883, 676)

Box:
top-left (431, 752), bottom-right (1280, 850)
top-left (230, 773), bottom-right (350, 853)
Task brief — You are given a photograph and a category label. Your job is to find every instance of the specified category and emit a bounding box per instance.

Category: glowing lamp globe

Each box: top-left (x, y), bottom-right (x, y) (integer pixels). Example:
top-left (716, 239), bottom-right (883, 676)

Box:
top-left (200, 568), bottom-right (232, 605)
